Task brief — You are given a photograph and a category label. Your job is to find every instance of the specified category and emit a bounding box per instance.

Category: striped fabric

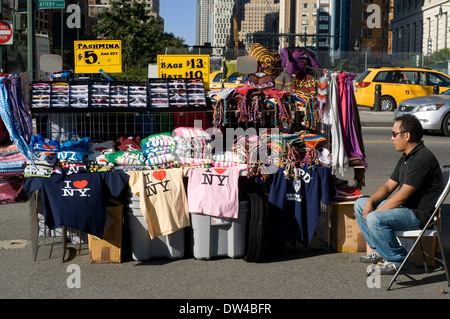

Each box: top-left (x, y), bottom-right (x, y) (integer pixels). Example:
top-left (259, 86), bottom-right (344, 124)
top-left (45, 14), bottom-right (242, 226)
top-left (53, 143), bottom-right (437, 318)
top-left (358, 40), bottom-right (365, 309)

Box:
top-left (7, 75), bottom-right (33, 144)
top-left (0, 77), bottom-right (34, 164)
top-left (250, 43), bottom-right (281, 76)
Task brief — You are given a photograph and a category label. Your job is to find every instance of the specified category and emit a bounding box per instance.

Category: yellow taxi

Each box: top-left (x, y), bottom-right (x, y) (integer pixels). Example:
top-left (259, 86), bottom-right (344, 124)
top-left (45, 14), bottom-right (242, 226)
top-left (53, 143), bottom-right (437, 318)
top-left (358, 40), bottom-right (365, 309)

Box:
top-left (207, 70), bottom-right (245, 90)
top-left (355, 67), bottom-right (450, 111)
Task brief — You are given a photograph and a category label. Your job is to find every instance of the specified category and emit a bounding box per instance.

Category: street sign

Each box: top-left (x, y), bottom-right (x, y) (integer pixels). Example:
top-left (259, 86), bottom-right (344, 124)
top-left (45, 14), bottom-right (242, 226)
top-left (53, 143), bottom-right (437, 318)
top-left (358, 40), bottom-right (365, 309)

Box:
top-left (37, 0), bottom-right (65, 9)
top-left (157, 55), bottom-right (210, 82)
top-left (0, 20), bottom-right (13, 45)
top-left (74, 40), bottom-right (122, 74)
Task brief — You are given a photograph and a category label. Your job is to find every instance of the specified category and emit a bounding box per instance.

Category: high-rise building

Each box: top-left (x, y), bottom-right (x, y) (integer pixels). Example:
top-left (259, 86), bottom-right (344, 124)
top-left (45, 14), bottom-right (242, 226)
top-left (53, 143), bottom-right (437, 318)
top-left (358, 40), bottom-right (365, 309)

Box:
top-left (239, 0), bottom-right (280, 51)
top-left (195, 0), bottom-right (214, 46)
top-left (390, 0), bottom-right (450, 59)
top-left (212, 0), bottom-right (236, 50)
top-left (88, 0), bottom-right (162, 23)
top-left (210, 0), bottom-right (280, 54)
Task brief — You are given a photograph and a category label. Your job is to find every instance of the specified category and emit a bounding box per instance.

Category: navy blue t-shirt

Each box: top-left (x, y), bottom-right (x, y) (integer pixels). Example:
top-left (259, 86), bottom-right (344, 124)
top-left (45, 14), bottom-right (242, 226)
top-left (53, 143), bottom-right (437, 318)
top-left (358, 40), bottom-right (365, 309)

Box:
top-left (268, 166), bottom-right (335, 246)
top-left (24, 171), bottom-right (129, 238)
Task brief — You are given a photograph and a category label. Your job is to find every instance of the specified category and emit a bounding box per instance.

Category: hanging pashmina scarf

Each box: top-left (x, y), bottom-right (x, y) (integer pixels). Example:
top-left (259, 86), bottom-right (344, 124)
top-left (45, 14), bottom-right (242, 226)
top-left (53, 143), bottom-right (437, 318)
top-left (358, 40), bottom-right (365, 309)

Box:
top-left (0, 77), bottom-right (34, 165)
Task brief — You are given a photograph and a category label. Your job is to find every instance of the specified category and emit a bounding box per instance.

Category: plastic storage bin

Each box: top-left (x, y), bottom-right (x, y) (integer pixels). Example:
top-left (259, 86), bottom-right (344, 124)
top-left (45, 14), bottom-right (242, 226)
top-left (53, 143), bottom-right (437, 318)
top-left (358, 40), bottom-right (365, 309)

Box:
top-left (190, 201), bottom-right (248, 260)
top-left (127, 206), bottom-right (185, 261)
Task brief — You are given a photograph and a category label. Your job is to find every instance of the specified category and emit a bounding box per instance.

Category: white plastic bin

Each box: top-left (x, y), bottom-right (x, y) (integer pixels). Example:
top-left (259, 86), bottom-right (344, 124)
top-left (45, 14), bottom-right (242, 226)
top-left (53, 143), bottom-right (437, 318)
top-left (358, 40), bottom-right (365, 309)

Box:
top-left (127, 207), bottom-right (185, 261)
top-left (190, 201), bottom-right (248, 260)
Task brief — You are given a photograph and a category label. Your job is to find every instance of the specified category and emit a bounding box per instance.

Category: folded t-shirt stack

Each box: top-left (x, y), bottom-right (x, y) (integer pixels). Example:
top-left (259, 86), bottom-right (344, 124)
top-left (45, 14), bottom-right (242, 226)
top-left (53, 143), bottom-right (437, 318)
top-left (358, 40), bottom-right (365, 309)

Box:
top-left (25, 134), bottom-right (59, 177)
top-left (0, 144), bottom-right (27, 174)
top-left (117, 136), bottom-right (142, 151)
top-left (105, 149), bottom-right (146, 166)
top-left (87, 140), bottom-right (115, 172)
top-left (140, 132), bottom-right (176, 169)
top-left (172, 127), bottom-right (212, 167)
top-left (212, 151), bottom-right (245, 168)
top-left (56, 137), bottom-right (90, 175)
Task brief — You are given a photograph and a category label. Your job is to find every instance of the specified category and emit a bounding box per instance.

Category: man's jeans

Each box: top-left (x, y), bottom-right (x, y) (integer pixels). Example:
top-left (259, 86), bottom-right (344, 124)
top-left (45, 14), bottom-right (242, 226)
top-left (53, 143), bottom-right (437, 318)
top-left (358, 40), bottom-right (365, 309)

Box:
top-left (354, 197), bottom-right (421, 266)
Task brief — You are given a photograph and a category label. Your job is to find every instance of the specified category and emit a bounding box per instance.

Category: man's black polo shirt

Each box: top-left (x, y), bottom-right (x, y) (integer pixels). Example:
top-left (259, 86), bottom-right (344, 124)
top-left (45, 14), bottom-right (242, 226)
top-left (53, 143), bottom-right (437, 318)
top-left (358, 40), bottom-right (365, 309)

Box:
top-left (390, 142), bottom-right (443, 227)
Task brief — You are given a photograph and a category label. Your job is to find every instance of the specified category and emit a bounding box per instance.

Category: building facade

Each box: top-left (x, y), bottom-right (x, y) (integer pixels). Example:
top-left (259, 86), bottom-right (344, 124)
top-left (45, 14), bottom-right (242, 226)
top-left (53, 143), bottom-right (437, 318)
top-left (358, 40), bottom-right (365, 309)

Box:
top-left (390, 0), bottom-right (450, 61)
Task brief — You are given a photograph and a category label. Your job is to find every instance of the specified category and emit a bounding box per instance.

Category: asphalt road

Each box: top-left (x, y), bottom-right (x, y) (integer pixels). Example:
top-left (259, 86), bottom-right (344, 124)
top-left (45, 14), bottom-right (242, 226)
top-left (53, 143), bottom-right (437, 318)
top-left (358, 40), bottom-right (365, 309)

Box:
top-left (0, 107), bottom-right (449, 312)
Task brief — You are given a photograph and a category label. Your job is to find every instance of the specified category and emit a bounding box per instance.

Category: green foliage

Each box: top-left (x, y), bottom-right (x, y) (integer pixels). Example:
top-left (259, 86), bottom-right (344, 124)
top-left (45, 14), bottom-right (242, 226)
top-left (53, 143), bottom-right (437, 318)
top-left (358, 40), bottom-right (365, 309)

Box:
top-left (425, 48), bottom-right (450, 64)
top-left (92, 0), bottom-right (185, 79)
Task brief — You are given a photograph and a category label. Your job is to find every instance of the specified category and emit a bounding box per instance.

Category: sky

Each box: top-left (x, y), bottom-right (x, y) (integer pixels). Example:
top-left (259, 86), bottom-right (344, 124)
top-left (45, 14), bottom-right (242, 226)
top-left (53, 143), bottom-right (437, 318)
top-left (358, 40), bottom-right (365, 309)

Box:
top-left (160, 0), bottom-right (196, 46)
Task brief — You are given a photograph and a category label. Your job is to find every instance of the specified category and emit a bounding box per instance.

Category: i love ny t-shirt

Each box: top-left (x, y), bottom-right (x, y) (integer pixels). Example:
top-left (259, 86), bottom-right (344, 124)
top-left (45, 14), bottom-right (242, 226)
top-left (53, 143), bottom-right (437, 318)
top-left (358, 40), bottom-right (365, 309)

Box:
top-left (187, 166), bottom-right (242, 219)
top-left (23, 171), bottom-right (129, 238)
top-left (127, 168), bottom-right (190, 239)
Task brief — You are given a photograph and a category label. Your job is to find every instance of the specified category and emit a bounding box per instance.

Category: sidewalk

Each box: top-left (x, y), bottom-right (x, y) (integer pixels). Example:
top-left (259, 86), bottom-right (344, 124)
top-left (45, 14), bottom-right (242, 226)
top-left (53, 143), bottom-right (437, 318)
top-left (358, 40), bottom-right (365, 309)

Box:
top-left (1, 107), bottom-right (449, 305)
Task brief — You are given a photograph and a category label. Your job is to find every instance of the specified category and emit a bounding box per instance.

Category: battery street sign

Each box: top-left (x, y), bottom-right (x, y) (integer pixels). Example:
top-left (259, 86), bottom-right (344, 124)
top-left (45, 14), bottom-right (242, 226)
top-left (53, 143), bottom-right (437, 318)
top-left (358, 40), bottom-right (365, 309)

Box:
top-left (74, 40), bottom-right (122, 74)
top-left (0, 20), bottom-right (13, 45)
top-left (37, 1), bottom-right (65, 9)
top-left (157, 55), bottom-right (210, 81)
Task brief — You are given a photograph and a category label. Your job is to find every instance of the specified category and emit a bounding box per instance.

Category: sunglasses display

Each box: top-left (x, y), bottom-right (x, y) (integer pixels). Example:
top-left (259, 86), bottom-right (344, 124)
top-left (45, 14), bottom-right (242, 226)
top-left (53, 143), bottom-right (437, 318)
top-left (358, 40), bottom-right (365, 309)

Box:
top-left (148, 78), bottom-right (206, 108)
top-left (30, 79), bottom-right (207, 109)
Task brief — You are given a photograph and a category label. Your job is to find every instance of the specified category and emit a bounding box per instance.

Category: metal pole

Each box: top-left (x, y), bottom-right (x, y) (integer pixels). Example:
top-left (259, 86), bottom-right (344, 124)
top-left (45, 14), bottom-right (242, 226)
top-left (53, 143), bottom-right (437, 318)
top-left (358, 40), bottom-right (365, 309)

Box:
top-left (0, 0), bottom-right (3, 73)
top-left (61, 7), bottom-right (63, 67)
top-left (365, 47), bottom-right (368, 70)
top-left (27, 0), bottom-right (36, 81)
top-left (373, 84), bottom-right (381, 112)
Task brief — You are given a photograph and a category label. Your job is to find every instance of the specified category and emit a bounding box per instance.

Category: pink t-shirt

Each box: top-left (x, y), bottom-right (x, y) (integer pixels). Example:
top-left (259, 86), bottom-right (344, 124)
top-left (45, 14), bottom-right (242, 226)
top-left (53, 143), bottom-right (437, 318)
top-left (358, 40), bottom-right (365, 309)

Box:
top-left (187, 166), bottom-right (243, 219)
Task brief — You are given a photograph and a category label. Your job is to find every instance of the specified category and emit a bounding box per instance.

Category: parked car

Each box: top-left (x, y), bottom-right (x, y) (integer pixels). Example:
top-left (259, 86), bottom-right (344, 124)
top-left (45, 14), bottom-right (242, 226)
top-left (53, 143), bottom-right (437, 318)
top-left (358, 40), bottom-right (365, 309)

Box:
top-left (207, 70), bottom-right (245, 90)
top-left (394, 90), bottom-right (450, 136)
top-left (355, 67), bottom-right (450, 111)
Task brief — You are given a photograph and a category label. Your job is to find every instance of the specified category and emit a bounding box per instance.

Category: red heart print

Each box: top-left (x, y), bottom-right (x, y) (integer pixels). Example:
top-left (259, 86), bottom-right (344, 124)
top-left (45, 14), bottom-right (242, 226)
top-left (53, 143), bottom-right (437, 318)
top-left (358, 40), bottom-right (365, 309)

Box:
top-left (153, 170), bottom-right (167, 181)
top-left (73, 180), bottom-right (88, 189)
top-left (214, 168), bottom-right (227, 174)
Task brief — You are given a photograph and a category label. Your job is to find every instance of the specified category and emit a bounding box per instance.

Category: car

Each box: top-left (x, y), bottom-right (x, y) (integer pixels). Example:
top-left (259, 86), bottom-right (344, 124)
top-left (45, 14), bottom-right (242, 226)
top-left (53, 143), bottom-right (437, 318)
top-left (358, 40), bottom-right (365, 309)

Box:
top-left (207, 70), bottom-right (245, 90)
top-left (355, 67), bottom-right (450, 111)
top-left (394, 90), bottom-right (450, 136)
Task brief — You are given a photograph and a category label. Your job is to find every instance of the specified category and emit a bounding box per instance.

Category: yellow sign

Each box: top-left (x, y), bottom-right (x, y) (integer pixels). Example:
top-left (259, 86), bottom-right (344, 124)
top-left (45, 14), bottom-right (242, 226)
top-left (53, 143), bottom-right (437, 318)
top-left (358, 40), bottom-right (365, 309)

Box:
top-left (157, 55), bottom-right (210, 81)
top-left (74, 40), bottom-right (122, 74)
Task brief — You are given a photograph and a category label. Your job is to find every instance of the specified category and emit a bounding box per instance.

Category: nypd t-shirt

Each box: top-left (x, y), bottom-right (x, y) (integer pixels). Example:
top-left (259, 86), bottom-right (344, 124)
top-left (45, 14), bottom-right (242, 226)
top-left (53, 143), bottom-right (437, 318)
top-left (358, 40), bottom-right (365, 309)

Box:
top-left (24, 171), bottom-right (129, 238)
top-left (268, 166), bottom-right (335, 246)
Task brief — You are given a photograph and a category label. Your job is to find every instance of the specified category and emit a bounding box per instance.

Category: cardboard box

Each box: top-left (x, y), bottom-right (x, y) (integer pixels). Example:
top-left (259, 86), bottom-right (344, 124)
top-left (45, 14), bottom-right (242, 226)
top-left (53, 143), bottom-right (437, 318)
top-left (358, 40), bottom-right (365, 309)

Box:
top-left (331, 201), bottom-right (366, 252)
top-left (88, 200), bottom-right (123, 263)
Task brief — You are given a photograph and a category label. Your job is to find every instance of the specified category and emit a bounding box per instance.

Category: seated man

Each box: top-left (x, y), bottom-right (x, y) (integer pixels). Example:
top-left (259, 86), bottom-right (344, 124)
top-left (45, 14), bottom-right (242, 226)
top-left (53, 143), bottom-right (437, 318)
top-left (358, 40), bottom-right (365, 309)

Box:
top-left (354, 114), bottom-right (443, 275)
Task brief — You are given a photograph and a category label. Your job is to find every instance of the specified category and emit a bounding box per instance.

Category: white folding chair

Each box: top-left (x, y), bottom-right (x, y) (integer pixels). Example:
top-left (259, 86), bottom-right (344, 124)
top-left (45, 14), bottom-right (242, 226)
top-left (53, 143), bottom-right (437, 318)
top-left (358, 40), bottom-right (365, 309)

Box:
top-left (387, 165), bottom-right (450, 290)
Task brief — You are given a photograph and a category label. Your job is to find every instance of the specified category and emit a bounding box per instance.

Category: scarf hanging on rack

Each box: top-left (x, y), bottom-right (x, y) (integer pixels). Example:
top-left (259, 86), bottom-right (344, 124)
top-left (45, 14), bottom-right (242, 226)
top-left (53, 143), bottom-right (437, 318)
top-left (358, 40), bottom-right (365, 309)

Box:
top-left (345, 73), bottom-right (367, 168)
top-left (337, 72), bottom-right (349, 156)
top-left (7, 74), bottom-right (33, 144)
top-left (317, 75), bottom-right (329, 131)
top-left (329, 73), bottom-right (348, 176)
top-left (0, 77), bottom-right (34, 165)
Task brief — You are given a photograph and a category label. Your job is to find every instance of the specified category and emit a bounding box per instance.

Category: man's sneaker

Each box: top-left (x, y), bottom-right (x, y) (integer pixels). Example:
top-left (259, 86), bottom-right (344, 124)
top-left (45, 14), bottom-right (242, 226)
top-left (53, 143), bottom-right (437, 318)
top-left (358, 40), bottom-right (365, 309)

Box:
top-left (379, 262), bottom-right (399, 275)
top-left (360, 251), bottom-right (383, 264)
top-left (379, 261), bottom-right (410, 275)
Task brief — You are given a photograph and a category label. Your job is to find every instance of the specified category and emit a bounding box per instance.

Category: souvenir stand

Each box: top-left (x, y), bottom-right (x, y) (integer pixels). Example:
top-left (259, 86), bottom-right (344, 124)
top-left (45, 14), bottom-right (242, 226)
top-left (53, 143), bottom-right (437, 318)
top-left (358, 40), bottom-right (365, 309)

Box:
top-left (0, 43), bottom-right (367, 264)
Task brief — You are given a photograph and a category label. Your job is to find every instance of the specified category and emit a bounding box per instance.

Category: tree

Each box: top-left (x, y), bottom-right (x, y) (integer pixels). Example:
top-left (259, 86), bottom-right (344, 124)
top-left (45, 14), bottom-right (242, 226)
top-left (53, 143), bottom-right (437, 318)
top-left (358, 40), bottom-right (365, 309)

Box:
top-left (425, 48), bottom-right (450, 65)
top-left (93, 0), bottom-right (185, 79)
